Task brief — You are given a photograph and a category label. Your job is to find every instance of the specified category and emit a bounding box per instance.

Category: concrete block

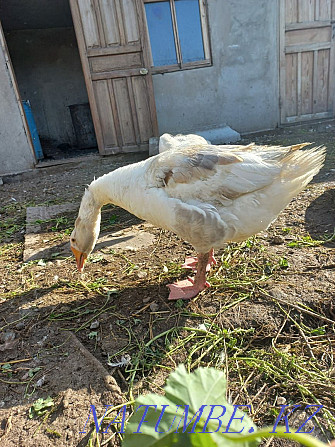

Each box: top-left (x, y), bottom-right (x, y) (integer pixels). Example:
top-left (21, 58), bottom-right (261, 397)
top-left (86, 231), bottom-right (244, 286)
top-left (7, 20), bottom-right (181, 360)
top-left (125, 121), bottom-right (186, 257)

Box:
top-left (195, 126), bottom-right (241, 145)
top-left (149, 137), bottom-right (159, 156)
top-left (159, 133), bottom-right (210, 153)
top-left (96, 230), bottom-right (155, 252)
top-left (150, 126), bottom-right (240, 158)
top-left (23, 202), bottom-right (155, 262)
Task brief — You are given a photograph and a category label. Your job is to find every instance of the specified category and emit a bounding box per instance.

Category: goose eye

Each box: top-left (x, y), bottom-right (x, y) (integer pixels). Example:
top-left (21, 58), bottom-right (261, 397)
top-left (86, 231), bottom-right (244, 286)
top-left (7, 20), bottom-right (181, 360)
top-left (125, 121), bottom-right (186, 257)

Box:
top-left (71, 238), bottom-right (76, 243)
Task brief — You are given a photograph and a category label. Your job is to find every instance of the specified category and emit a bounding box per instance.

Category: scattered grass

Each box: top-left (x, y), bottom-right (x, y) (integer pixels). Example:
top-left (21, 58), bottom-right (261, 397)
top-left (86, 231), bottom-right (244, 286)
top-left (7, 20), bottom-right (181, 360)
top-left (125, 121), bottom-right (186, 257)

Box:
top-left (33, 215), bottom-right (73, 235)
top-left (4, 227), bottom-right (333, 442)
top-left (100, 213), bottom-right (118, 231)
top-left (0, 203), bottom-right (25, 242)
top-left (287, 229), bottom-right (335, 248)
top-left (0, 219), bottom-right (22, 237)
top-left (0, 242), bottom-right (23, 258)
top-left (104, 237), bottom-right (333, 440)
top-left (1, 185), bottom-right (334, 445)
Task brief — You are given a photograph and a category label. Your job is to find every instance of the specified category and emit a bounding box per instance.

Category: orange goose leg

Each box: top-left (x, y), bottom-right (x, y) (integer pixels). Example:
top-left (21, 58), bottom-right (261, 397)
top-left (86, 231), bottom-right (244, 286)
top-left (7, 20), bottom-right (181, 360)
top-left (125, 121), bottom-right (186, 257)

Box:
top-left (167, 250), bottom-right (213, 300)
top-left (181, 248), bottom-right (216, 272)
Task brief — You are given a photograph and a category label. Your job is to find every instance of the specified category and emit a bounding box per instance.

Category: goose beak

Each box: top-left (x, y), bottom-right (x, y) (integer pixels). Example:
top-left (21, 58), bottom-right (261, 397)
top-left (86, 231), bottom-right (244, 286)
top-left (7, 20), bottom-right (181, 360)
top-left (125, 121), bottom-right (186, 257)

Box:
top-left (71, 247), bottom-right (87, 272)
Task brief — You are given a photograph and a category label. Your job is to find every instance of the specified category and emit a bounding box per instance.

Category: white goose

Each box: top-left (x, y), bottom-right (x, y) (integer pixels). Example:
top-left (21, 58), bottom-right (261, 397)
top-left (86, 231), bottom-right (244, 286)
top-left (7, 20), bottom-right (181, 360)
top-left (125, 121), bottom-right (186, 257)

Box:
top-left (159, 133), bottom-right (209, 153)
top-left (70, 142), bottom-right (325, 300)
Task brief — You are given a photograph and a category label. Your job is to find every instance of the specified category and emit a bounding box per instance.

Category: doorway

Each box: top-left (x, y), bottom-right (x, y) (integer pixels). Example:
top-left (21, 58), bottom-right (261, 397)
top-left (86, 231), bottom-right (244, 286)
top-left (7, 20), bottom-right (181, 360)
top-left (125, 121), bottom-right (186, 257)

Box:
top-left (0, 0), bottom-right (98, 161)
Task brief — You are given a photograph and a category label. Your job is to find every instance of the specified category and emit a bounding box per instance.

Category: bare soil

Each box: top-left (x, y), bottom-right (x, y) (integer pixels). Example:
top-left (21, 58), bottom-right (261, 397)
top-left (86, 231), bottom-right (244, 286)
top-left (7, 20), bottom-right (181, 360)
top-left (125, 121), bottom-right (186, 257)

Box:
top-left (0, 121), bottom-right (334, 447)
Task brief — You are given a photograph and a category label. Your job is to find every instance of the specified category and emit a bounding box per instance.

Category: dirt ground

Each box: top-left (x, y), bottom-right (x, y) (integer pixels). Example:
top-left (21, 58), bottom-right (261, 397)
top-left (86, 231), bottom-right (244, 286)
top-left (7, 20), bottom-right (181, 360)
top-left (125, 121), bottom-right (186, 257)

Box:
top-left (0, 121), bottom-right (334, 447)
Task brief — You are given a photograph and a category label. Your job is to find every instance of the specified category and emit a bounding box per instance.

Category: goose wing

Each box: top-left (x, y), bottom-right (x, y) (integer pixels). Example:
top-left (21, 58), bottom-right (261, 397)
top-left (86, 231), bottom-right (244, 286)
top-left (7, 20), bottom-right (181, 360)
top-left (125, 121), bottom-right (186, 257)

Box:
top-left (149, 144), bottom-right (281, 203)
top-left (142, 143), bottom-right (318, 251)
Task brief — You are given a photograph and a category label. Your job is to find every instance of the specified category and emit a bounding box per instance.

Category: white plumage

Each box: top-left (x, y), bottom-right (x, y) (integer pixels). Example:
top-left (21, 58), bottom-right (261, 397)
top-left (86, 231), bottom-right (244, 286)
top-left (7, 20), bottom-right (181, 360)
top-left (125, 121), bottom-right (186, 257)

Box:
top-left (70, 140), bottom-right (326, 300)
top-left (159, 133), bottom-right (210, 153)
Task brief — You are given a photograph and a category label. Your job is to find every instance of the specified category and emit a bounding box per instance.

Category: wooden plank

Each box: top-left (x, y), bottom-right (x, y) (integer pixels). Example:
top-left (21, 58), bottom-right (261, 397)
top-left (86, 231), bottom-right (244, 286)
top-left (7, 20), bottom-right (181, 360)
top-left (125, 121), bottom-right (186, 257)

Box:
top-left (126, 77), bottom-right (141, 144)
top-left (122, 143), bottom-right (148, 153)
top-left (329, 2), bottom-right (335, 114)
top-left (285, 111), bottom-right (332, 122)
top-left (87, 44), bottom-right (141, 57)
top-left (92, 80), bottom-right (118, 148)
top-left (103, 144), bottom-right (148, 155)
top-left (286, 26), bottom-right (331, 46)
top-left (107, 79), bottom-right (123, 148)
top-left (286, 0), bottom-right (298, 23)
top-left (99, 0), bottom-right (120, 46)
top-left (286, 20), bottom-right (331, 30)
top-left (136, 0), bottom-right (159, 136)
top-left (312, 49), bottom-right (319, 113)
top-left (77, 0), bottom-right (100, 48)
top-left (113, 78), bottom-right (136, 145)
top-left (285, 42), bottom-right (331, 53)
top-left (132, 76), bottom-right (154, 142)
top-left (91, 68), bottom-right (142, 81)
top-left (170, 0), bottom-right (182, 65)
top-left (301, 51), bottom-right (314, 114)
top-left (280, 0), bottom-right (287, 124)
top-left (114, 0), bottom-right (126, 46)
top-left (318, 0), bottom-right (332, 20)
top-left (285, 53), bottom-right (298, 117)
top-left (297, 51), bottom-right (302, 115)
top-left (332, 0), bottom-right (335, 19)
top-left (315, 0), bottom-right (320, 19)
top-left (199, 0), bottom-right (212, 61)
top-left (90, 52), bottom-right (142, 73)
top-left (298, 0), bottom-right (316, 22)
top-left (314, 48), bottom-right (330, 112)
top-left (121, 0), bottom-right (140, 44)
top-left (93, 0), bottom-right (106, 47)
top-left (151, 60), bottom-right (212, 74)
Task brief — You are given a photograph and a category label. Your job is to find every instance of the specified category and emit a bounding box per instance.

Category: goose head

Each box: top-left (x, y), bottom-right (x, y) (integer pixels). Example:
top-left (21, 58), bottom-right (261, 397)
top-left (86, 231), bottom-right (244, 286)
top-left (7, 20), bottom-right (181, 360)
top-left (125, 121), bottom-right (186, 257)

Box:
top-left (70, 215), bottom-right (101, 272)
top-left (70, 189), bottom-right (102, 272)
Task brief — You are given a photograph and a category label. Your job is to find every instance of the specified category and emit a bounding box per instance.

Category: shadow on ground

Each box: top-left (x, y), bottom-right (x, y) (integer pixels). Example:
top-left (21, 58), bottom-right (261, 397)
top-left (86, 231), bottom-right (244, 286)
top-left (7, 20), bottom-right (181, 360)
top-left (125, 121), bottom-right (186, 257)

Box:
top-left (305, 188), bottom-right (335, 243)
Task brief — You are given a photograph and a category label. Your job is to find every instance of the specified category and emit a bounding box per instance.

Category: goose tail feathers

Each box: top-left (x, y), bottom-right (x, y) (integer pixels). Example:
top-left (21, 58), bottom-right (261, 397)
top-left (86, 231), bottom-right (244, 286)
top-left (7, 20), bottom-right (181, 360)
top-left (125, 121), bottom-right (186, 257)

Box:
top-left (281, 145), bottom-right (326, 186)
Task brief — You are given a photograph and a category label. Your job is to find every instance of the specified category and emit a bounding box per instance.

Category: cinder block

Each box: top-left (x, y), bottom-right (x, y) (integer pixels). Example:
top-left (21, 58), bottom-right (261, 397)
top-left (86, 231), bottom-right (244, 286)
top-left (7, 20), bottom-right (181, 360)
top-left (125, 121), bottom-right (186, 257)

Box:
top-left (195, 126), bottom-right (241, 144)
top-left (149, 137), bottom-right (159, 156)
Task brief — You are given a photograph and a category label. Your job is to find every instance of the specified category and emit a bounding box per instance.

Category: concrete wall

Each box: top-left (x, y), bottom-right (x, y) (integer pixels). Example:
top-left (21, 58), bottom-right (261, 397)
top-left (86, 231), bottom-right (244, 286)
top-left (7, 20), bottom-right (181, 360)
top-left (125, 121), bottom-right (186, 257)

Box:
top-left (0, 39), bottom-right (35, 175)
top-left (152, 0), bottom-right (279, 136)
top-left (5, 28), bottom-right (89, 148)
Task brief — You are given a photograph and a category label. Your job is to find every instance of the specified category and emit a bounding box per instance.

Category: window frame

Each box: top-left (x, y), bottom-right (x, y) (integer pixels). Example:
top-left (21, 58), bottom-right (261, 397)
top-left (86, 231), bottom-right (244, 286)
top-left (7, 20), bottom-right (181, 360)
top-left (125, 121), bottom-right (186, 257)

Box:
top-left (143, 0), bottom-right (212, 74)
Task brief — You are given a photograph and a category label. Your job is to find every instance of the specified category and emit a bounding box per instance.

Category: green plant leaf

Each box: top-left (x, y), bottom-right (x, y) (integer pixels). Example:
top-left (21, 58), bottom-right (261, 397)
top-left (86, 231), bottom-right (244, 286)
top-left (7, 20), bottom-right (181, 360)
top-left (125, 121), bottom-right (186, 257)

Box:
top-left (1, 363), bottom-right (12, 371)
top-left (279, 257), bottom-right (289, 268)
top-left (88, 331), bottom-right (98, 339)
top-left (28, 396), bottom-right (54, 419)
top-left (28, 367), bottom-right (41, 377)
top-left (123, 365), bottom-right (258, 447)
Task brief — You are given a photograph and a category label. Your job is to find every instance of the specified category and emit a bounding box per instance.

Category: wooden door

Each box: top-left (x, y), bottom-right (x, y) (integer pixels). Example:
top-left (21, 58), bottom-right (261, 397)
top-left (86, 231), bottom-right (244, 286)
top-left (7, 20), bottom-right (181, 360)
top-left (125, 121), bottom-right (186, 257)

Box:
top-left (280, 0), bottom-right (335, 124)
top-left (70, 0), bottom-right (158, 155)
